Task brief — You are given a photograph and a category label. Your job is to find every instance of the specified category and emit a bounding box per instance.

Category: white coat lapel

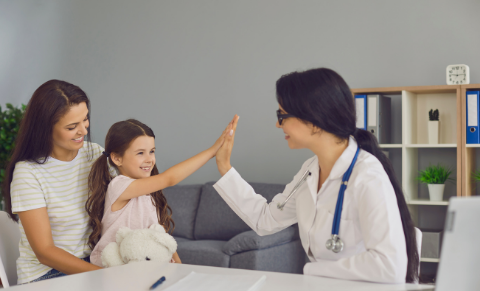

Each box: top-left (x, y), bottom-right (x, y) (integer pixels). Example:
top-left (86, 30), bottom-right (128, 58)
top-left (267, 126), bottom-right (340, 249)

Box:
top-left (306, 157), bottom-right (319, 204)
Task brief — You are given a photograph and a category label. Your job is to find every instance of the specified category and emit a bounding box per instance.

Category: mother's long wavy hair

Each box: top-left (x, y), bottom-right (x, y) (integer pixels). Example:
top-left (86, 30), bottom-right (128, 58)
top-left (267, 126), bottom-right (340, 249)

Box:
top-left (85, 119), bottom-right (174, 250)
top-left (276, 68), bottom-right (419, 283)
top-left (2, 80), bottom-right (92, 222)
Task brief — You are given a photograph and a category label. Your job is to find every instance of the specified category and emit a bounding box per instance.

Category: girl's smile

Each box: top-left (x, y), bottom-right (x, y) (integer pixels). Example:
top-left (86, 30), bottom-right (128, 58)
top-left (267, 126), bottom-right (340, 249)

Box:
top-left (113, 135), bottom-right (156, 179)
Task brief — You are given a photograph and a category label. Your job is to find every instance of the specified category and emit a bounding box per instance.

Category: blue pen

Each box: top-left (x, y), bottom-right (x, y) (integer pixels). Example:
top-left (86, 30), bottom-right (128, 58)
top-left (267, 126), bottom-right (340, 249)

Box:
top-left (149, 276), bottom-right (166, 290)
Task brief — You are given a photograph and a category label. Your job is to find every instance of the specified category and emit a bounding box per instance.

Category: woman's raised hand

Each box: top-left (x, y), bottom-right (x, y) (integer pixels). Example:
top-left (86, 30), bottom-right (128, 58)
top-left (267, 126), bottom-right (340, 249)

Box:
top-left (216, 114), bottom-right (239, 176)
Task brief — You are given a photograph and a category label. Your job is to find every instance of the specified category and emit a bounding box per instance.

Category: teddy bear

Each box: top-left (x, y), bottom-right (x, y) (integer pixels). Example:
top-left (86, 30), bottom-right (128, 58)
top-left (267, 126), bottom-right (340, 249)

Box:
top-left (101, 223), bottom-right (177, 267)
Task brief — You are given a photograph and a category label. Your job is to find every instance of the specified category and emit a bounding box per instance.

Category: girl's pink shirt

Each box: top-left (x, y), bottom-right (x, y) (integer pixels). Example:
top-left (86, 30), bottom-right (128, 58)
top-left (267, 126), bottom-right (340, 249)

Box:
top-left (90, 175), bottom-right (159, 266)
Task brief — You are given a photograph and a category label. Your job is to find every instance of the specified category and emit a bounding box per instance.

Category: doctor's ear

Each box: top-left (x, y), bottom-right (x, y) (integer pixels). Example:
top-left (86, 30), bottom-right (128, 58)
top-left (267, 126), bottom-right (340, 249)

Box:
top-left (110, 153), bottom-right (123, 167)
top-left (311, 125), bottom-right (323, 135)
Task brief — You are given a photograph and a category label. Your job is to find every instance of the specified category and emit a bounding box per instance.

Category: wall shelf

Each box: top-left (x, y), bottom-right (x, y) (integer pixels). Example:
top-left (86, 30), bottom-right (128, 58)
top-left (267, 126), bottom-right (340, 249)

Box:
top-left (379, 144), bottom-right (402, 148)
top-left (404, 144), bottom-right (457, 148)
top-left (420, 258), bottom-right (440, 263)
top-left (407, 200), bottom-right (449, 206)
top-left (352, 84), bottom-right (480, 279)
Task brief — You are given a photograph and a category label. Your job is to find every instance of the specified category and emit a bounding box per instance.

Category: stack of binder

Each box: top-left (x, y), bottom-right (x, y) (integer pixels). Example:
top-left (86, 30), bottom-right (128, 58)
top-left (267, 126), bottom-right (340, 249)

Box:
top-left (467, 91), bottom-right (480, 144)
top-left (355, 94), bottom-right (391, 144)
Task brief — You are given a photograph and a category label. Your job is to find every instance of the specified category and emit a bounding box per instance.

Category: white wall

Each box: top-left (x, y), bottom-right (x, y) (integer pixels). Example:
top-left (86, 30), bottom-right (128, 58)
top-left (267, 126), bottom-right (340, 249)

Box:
top-left (1, 0), bottom-right (480, 184)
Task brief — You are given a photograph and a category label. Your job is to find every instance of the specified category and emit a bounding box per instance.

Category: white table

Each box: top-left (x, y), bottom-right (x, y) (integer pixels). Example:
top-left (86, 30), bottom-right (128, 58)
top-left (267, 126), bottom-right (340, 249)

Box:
top-left (9, 262), bottom-right (434, 291)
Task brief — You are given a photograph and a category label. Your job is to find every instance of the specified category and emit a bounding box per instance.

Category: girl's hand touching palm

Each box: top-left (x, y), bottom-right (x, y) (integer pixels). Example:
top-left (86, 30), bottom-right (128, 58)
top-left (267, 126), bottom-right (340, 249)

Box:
top-left (216, 115), bottom-right (239, 176)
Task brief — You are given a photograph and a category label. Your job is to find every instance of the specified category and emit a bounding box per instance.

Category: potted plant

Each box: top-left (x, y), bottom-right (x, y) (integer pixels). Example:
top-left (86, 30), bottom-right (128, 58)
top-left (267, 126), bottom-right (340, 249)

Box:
top-left (473, 170), bottom-right (480, 189)
top-left (428, 109), bottom-right (439, 144)
top-left (417, 164), bottom-right (454, 201)
top-left (0, 103), bottom-right (26, 210)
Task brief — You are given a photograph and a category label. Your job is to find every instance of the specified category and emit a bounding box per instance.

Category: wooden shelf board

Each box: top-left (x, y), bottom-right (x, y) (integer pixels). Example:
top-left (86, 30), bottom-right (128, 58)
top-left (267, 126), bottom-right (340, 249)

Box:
top-left (466, 144), bottom-right (480, 148)
top-left (407, 200), bottom-right (449, 206)
top-left (404, 144), bottom-right (457, 148)
top-left (408, 200), bottom-right (449, 206)
top-left (420, 258), bottom-right (440, 263)
top-left (379, 144), bottom-right (402, 148)
top-left (351, 85), bottom-right (459, 95)
top-left (461, 84), bottom-right (480, 89)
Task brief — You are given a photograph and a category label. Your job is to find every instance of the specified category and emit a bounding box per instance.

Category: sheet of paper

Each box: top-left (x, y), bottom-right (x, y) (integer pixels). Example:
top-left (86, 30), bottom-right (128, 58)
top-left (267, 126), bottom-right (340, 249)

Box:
top-left (163, 271), bottom-right (266, 291)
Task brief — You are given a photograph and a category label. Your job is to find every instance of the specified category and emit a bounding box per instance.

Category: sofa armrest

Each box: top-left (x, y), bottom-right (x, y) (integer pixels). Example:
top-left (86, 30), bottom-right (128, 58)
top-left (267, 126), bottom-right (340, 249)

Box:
top-left (222, 225), bottom-right (300, 255)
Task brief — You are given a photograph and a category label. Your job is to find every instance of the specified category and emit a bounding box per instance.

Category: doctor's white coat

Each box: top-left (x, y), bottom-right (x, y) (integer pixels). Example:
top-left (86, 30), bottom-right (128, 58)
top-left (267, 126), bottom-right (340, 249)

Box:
top-left (213, 137), bottom-right (408, 283)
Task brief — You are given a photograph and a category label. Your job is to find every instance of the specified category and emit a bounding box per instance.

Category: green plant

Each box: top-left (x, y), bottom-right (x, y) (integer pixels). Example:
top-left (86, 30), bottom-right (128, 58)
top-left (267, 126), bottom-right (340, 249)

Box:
top-left (0, 103), bottom-right (26, 210)
top-left (473, 170), bottom-right (480, 182)
top-left (429, 109), bottom-right (439, 121)
top-left (417, 164), bottom-right (454, 184)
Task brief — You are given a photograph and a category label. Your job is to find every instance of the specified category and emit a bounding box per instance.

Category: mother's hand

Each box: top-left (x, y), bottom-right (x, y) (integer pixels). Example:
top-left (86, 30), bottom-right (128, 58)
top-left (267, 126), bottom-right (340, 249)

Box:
top-left (216, 114), bottom-right (239, 176)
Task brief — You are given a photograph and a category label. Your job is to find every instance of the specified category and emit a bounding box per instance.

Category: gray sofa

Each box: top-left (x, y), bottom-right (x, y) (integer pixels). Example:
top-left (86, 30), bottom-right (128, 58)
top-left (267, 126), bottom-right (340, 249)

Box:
top-left (163, 181), bottom-right (306, 274)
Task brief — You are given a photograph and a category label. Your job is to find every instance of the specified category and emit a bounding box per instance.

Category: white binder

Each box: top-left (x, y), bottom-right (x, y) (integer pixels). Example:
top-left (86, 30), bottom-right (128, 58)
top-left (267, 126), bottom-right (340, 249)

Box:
top-left (355, 95), bottom-right (367, 130)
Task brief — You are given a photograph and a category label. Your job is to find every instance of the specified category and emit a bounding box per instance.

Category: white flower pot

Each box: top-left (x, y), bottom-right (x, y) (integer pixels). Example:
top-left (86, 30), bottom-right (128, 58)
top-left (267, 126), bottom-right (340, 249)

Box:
top-left (427, 184), bottom-right (445, 201)
top-left (428, 120), bottom-right (439, 144)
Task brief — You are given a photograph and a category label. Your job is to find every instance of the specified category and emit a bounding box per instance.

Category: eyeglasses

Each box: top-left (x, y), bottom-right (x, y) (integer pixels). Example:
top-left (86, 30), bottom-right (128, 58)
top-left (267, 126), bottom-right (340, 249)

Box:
top-left (276, 109), bottom-right (296, 125)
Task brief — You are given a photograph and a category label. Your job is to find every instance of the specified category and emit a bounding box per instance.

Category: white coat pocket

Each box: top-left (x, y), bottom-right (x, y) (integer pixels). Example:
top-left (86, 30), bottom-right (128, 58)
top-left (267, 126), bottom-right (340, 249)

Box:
top-left (309, 208), bottom-right (357, 261)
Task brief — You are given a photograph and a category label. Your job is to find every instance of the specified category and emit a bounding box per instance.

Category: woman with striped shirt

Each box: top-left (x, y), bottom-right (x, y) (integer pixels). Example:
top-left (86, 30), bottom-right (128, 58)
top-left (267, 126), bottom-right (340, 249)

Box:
top-left (2, 80), bottom-right (105, 283)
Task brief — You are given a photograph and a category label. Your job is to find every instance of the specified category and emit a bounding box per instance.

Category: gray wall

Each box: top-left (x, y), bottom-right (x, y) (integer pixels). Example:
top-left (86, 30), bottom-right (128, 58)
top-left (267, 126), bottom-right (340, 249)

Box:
top-left (1, 0), bottom-right (480, 185)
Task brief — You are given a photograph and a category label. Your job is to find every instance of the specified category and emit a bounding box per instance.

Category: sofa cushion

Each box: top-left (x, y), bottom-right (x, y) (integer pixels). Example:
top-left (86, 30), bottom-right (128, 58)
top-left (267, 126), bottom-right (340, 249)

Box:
top-left (175, 238), bottom-right (230, 267)
top-left (163, 184), bottom-right (202, 239)
top-left (194, 182), bottom-right (286, 241)
top-left (222, 225), bottom-right (300, 255)
top-left (229, 240), bottom-right (306, 274)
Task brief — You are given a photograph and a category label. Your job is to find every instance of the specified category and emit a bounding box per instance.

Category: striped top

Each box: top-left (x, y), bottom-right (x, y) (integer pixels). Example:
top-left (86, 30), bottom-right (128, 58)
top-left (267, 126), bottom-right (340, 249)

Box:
top-left (11, 142), bottom-right (104, 284)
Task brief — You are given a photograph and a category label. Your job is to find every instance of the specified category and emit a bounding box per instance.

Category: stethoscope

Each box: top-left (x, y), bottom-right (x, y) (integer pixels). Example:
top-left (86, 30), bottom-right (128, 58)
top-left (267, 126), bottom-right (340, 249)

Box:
top-left (277, 146), bottom-right (361, 254)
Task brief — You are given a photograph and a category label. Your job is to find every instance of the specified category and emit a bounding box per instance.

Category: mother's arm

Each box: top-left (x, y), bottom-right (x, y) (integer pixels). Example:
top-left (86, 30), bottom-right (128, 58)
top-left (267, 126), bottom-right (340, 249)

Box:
top-left (18, 208), bottom-right (101, 274)
top-left (214, 115), bottom-right (303, 235)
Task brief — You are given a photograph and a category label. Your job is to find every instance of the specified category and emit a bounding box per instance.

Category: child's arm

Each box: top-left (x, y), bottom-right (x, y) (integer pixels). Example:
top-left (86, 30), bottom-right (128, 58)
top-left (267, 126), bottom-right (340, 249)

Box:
top-left (172, 252), bottom-right (182, 263)
top-left (113, 117), bottom-right (235, 208)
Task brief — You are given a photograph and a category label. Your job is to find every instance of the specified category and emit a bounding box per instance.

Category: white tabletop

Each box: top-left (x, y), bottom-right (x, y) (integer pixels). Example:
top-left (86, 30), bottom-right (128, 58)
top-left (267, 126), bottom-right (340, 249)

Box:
top-left (9, 262), bottom-right (434, 291)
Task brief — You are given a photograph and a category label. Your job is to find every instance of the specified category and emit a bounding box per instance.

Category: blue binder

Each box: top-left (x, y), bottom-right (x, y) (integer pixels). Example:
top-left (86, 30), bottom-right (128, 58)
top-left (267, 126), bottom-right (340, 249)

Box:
top-left (355, 95), bottom-right (367, 130)
top-left (466, 91), bottom-right (480, 144)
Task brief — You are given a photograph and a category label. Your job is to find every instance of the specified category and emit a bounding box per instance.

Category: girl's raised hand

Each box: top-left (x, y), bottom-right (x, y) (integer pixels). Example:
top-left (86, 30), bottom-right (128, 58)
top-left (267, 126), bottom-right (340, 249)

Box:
top-left (216, 114), bottom-right (239, 176)
top-left (210, 116), bottom-right (236, 156)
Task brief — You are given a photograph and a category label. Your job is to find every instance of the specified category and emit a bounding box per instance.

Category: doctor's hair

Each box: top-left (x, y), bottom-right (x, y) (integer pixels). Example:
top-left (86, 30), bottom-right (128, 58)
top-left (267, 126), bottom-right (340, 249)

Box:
top-left (85, 119), bottom-right (174, 250)
top-left (2, 79), bottom-right (92, 222)
top-left (276, 68), bottom-right (419, 283)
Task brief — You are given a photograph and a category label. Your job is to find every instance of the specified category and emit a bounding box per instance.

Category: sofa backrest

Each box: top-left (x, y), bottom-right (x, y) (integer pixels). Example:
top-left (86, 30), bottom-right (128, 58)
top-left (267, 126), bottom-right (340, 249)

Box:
top-left (194, 181), bottom-right (286, 241)
top-left (163, 184), bottom-right (202, 240)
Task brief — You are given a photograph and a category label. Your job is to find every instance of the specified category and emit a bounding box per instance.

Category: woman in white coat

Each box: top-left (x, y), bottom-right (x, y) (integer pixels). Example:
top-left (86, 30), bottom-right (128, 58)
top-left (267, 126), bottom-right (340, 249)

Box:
top-left (214, 68), bottom-right (419, 284)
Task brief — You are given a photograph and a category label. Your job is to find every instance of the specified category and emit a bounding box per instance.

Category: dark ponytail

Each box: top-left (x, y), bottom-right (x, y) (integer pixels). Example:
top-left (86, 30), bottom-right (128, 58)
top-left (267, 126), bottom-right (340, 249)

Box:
top-left (85, 154), bottom-right (112, 250)
top-left (352, 128), bottom-right (419, 283)
top-left (276, 68), bottom-right (419, 283)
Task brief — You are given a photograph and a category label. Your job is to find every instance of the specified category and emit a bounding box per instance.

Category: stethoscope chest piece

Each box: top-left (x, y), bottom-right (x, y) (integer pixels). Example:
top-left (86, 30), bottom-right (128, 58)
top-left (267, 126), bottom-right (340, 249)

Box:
top-left (325, 234), bottom-right (344, 253)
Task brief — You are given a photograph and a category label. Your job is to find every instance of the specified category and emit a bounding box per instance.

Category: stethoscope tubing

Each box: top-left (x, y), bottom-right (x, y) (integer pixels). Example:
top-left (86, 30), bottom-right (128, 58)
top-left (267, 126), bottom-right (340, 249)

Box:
top-left (331, 147), bottom-right (361, 235)
top-left (277, 159), bottom-right (315, 211)
top-left (277, 145), bottom-right (360, 253)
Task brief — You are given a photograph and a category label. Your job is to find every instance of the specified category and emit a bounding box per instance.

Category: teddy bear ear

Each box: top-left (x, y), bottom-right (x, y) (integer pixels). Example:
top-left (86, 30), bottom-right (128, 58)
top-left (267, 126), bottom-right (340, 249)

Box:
top-left (116, 227), bottom-right (132, 244)
top-left (149, 223), bottom-right (166, 233)
top-left (149, 232), bottom-right (177, 254)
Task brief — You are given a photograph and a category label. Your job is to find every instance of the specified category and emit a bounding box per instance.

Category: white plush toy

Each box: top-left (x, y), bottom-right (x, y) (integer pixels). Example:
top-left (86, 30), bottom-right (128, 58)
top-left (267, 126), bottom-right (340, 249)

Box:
top-left (101, 223), bottom-right (177, 267)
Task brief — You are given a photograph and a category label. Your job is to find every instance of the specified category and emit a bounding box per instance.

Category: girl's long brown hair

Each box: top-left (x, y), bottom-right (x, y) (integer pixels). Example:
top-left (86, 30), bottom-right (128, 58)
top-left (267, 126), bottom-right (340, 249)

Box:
top-left (85, 119), bottom-right (174, 250)
top-left (2, 80), bottom-right (92, 222)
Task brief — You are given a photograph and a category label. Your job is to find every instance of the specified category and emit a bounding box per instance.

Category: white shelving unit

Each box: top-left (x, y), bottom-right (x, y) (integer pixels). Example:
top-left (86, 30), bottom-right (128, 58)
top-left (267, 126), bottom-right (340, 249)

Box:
top-left (401, 89), bottom-right (458, 207)
top-left (352, 85), bottom-right (462, 271)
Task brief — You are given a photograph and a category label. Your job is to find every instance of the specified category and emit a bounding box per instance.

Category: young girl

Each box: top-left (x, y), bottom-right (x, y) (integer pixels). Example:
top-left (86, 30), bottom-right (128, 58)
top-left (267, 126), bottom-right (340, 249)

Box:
top-left (86, 118), bottom-right (233, 266)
